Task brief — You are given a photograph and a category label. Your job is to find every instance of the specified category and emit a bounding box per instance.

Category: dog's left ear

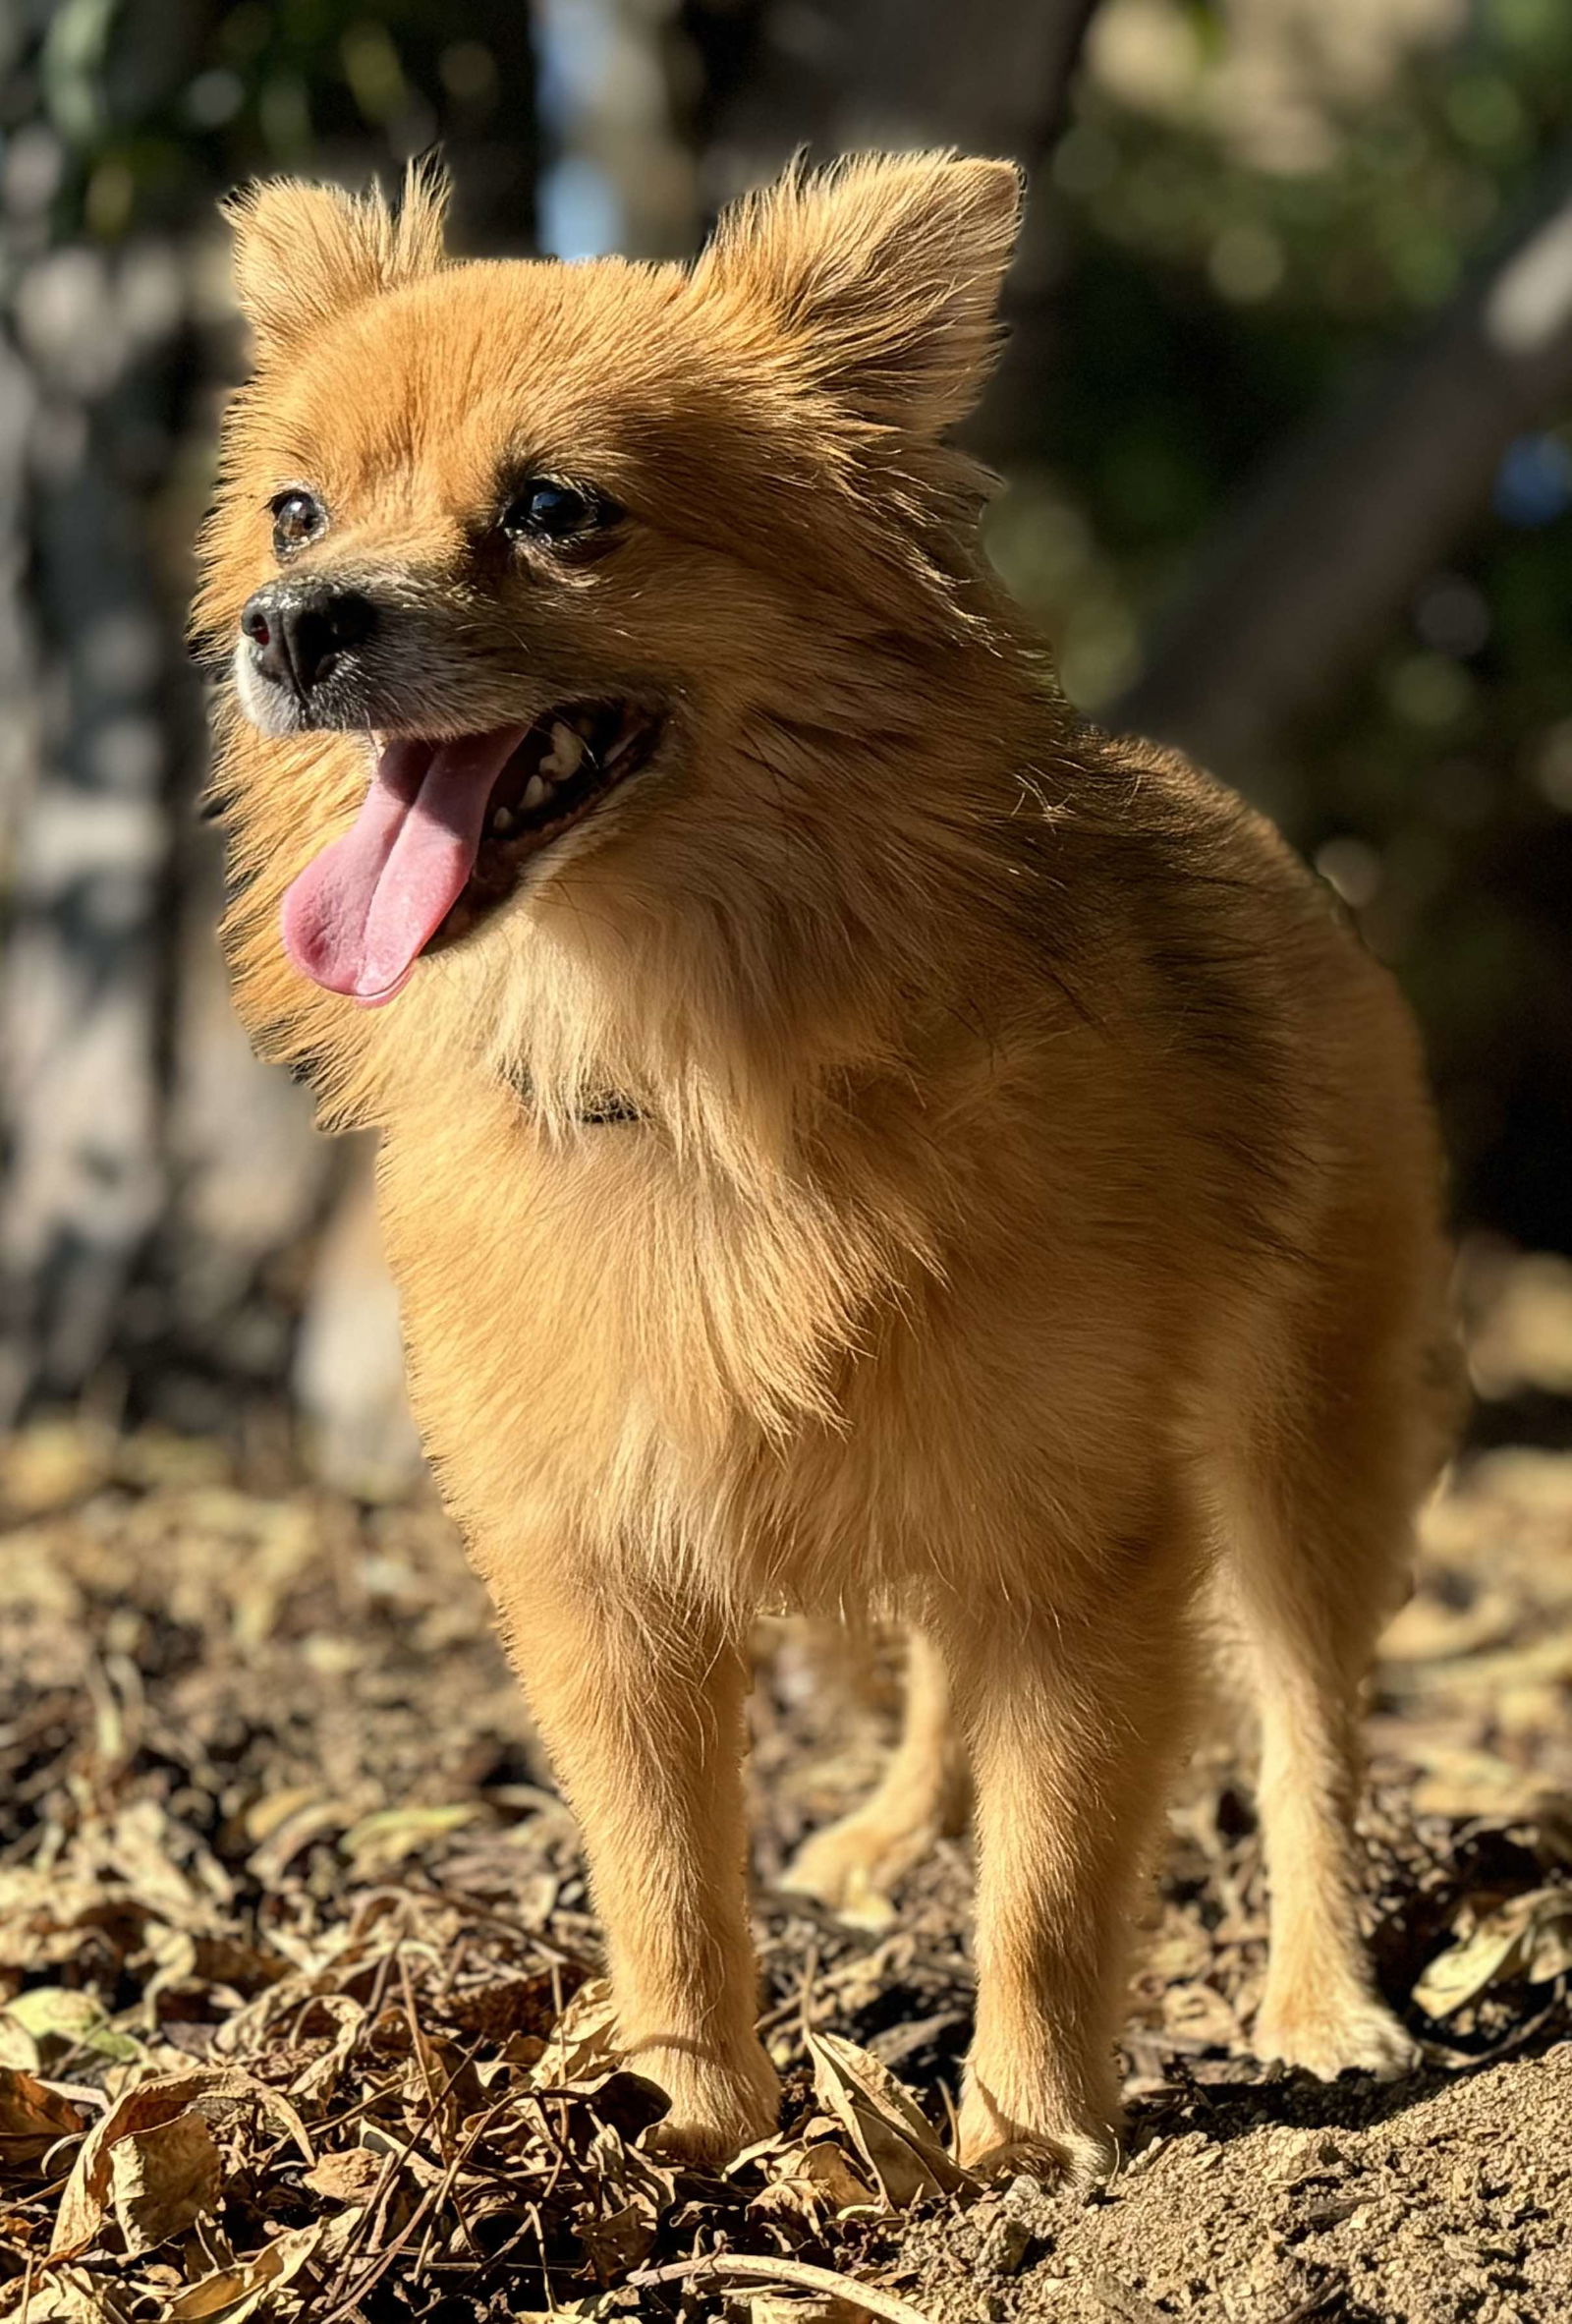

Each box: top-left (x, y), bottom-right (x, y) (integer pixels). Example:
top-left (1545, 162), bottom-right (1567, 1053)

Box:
top-left (693, 150), bottom-right (1022, 435)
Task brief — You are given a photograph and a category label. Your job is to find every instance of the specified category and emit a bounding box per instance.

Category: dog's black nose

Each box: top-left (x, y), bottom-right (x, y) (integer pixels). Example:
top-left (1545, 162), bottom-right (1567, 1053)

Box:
top-left (241, 584), bottom-right (377, 696)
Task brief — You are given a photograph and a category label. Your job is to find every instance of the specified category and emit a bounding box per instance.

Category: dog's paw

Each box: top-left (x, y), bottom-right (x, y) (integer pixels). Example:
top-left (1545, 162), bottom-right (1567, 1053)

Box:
top-left (956, 2081), bottom-right (1118, 2187)
top-left (780, 1810), bottom-right (940, 1930)
top-left (635, 2040), bottom-right (781, 2167)
top-left (1253, 1988), bottom-right (1421, 2083)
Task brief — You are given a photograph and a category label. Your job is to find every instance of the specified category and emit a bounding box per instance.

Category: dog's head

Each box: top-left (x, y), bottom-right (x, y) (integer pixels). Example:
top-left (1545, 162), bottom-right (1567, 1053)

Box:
top-left (197, 152), bottom-right (1026, 1095)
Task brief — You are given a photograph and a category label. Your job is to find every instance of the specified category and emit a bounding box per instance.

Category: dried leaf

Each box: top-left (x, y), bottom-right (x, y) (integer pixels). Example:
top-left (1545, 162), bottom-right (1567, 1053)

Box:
top-left (302, 2145), bottom-right (383, 2204)
top-left (0, 2065), bottom-right (86, 2181)
top-left (739, 2299), bottom-right (864, 2324)
top-left (161, 2221), bottom-right (328, 2321)
top-left (1408, 1748), bottom-right (1554, 1823)
top-left (446, 1967), bottom-right (558, 2042)
top-left (750, 2131), bottom-right (878, 2229)
top-left (1138, 1911), bottom-right (1214, 1988)
top-left (99, 1798), bottom-right (232, 1928)
top-left (1158, 1981), bottom-right (1239, 2048)
top-left (577, 2194), bottom-right (658, 2281)
top-left (0, 2020), bottom-right (38, 2074)
top-left (805, 2030), bottom-right (973, 2206)
top-left (5, 1988), bottom-right (142, 2065)
top-left (246, 1799), bottom-right (357, 1888)
top-left (0, 1420), bottom-right (114, 1515)
top-left (533, 1977), bottom-right (622, 2085)
top-left (1413, 1887), bottom-right (1572, 2017)
top-left (52, 2068), bottom-right (313, 2257)
top-left (339, 1802), bottom-right (482, 1875)
top-left (827, 1870), bottom-right (900, 1934)
top-left (286, 1996), bottom-right (365, 2106)
top-left (54, 2076), bottom-right (196, 2257)
top-left (1380, 1588), bottom-right (1521, 1664)
top-left (109, 2105), bottom-right (221, 2251)
top-left (0, 2265), bottom-right (128, 2322)
top-left (0, 1868), bottom-right (137, 1975)
top-left (242, 1787), bottom-right (325, 1847)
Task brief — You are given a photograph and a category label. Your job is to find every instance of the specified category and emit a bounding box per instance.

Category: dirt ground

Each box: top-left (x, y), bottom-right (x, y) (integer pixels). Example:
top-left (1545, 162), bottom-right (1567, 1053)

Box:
top-left (2, 1252), bottom-right (1571, 2321)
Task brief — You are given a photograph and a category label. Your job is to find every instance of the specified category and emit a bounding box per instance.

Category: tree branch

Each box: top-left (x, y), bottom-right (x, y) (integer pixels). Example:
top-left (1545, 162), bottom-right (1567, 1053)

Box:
top-left (1116, 144), bottom-right (1572, 780)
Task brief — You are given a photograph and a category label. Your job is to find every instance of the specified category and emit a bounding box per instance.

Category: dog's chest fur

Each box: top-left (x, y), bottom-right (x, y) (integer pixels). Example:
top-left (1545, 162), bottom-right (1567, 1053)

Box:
top-left (372, 1017), bottom-right (1205, 1622)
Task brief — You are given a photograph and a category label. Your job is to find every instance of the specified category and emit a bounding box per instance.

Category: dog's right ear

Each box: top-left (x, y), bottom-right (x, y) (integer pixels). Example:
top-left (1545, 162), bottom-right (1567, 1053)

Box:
top-left (223, 158), bottom-right (450, 362)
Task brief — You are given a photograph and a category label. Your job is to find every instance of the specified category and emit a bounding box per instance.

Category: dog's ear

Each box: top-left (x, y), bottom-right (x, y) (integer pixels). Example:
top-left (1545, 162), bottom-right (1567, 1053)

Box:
top-left (223, 158), bottom-right (450, 362)
top-left (694, 151), bottom-right (1022, 434)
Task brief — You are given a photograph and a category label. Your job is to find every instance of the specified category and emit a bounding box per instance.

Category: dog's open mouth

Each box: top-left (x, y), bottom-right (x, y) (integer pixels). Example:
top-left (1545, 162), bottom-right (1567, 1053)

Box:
top-left (280, 701), bottom-right (662, 1007)
top-left (433, 702), bottom-right (661, 953)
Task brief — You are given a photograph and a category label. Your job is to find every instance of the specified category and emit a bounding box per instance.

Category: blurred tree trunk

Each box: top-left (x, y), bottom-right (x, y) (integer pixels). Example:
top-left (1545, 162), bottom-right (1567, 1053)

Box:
top-left (0, 5), bottom-right (209, 1420)
top-left (0, 3), bottom-right (538, 1471)
top-left (1117, 147), bottom-right (1572, 787)
top-left (676, 0), bottom-right (1101, 459)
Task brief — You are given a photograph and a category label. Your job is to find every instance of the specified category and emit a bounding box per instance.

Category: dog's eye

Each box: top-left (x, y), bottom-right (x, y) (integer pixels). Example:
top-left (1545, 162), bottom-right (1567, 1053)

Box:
top-left (270, 489), bottom-right (325, 557)
top-left (502, 479), bottom-right (616, 543)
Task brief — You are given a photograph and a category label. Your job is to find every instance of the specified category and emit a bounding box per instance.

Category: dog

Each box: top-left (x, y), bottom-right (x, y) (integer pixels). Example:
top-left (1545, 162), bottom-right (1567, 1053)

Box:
top-left (194, 150), bottom-right (1459, 2179)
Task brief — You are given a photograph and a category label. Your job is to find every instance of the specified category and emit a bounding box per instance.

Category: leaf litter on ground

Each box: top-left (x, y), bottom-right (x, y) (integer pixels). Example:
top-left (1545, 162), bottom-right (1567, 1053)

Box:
top-left (0, 1244), bottom-right (1571, 2317)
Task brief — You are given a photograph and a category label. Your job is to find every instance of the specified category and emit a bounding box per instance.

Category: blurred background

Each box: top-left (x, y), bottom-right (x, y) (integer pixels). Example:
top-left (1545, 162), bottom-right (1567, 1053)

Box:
top-left (5, 0), bottom-right (1572, 1492)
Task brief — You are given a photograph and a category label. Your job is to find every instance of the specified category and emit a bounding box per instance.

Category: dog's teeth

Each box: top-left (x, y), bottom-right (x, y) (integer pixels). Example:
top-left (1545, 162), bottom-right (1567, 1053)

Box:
top-left (491, 806), bottom-right (516, 835)
top-left (522, 774), bottom-right (548, 811)
top-left (538, 720), bottom-right (588, 781)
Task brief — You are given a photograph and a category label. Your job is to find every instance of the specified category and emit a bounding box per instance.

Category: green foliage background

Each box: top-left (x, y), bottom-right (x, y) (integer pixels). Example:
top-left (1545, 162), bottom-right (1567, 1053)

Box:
top-left (997, 0), bottom-right (1572, 1246)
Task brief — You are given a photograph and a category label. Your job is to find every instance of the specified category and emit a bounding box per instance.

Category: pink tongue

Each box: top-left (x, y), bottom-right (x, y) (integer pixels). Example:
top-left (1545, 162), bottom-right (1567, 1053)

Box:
top-left (281, 727), bottom-right (529, 1006)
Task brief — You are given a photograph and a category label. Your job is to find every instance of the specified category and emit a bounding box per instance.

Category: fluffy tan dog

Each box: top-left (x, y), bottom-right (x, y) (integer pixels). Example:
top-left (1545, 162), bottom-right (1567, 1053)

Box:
top-left (195, 152), bottom-right (1458, 2178)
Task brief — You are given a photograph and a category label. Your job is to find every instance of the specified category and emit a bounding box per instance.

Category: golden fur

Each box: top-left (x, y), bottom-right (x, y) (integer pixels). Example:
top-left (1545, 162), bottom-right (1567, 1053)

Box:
top-left (196, 152), bottom-right (1459, 2176)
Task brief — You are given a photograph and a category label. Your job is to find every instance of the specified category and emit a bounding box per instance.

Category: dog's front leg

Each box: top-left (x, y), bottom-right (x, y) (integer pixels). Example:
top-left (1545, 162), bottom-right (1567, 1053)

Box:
top-left (936, 1543), bottom-right (1197, 2183)
top-left (486, 1560), bottom-right (779, 2162)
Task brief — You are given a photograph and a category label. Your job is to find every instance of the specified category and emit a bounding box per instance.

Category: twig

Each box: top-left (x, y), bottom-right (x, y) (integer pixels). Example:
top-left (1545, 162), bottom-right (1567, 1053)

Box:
top-left (629, 2251), bottom-right (936, 2323)
top-left (319, 2138), bottom-right (409, 2308)
top-left (318, 2038), bottom-right (486, 2305)
top-left (533, 2090), bottom-right (576, 2208)
top-left (317, 2173), bottom-right (446, 2323)
top-left (406, 1877), bottom-right (597, 1974)
top-left (757, 1941), bottom-right (891, 2036)
top-left (306, 2069), bottom-right (409, 2140)
top-left (360, 1935), bottom-right (405, 2033)
top-left (398, 1950), bottom-right (446, 2155)
top-left (528, 2199), bottom-right (557, 2314)
top-left (435, 1934), bottom-right (468, 2004)
top-left (413, 2088), bottom-right (513, 2271)
top-left (796, 1937), bottom-right (820, 2044)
